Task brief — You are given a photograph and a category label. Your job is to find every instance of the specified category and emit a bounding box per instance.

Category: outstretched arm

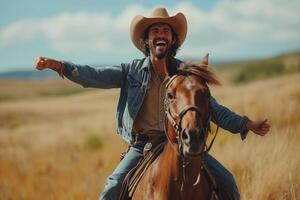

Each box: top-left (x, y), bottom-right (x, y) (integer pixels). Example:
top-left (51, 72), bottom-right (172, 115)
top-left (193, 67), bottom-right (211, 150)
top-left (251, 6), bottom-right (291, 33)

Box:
top-left (34, 56), bottom-right (129, 89)
top-left (209, 96), bottom-right (270, 140)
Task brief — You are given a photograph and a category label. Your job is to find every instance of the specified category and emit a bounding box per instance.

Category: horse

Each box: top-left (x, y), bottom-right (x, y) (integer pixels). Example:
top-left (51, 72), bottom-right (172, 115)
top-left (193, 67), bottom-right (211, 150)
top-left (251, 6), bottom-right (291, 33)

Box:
top-left (131, 55), bottom-right (221, 200)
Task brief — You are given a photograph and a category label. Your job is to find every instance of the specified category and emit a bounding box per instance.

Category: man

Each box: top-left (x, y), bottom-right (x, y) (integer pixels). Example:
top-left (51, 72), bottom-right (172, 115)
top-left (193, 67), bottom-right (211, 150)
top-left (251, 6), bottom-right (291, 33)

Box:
top-left (35, 8), bottom-right (270, 200)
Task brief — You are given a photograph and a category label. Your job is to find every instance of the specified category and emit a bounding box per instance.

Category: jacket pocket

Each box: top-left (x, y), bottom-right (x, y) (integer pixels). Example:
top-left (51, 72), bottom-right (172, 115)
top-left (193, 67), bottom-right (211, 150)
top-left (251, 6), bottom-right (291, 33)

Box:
top-left (127, 74), bottom-right (142, 98)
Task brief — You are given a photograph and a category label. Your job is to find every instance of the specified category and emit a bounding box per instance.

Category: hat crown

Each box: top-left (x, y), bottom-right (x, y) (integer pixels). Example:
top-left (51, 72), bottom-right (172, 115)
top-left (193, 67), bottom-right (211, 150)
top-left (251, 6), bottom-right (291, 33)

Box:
top-left (130, 7), bottom-right (187, 53)
top-left (150, 8), bottom-right (170, 18)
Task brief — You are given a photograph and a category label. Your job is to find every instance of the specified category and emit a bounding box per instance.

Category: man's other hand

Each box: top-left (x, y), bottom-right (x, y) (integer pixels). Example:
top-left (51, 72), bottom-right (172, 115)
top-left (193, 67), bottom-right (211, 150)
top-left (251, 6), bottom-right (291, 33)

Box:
top-left (246, 119), bottom-right (270, 136)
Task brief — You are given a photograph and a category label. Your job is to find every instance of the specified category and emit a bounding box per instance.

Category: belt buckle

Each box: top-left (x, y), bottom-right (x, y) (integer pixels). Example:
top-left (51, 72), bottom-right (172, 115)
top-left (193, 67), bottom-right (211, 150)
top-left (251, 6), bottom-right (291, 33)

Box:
top-left (143, 142), bottom-right (152, 156)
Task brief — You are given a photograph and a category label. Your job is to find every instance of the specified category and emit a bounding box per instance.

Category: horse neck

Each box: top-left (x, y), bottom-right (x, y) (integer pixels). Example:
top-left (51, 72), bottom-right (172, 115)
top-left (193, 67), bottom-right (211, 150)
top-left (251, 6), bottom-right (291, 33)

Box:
top-left (163, 142), bottom-right (204, 187)
top-left (153, 141), bottom-right (211, 200)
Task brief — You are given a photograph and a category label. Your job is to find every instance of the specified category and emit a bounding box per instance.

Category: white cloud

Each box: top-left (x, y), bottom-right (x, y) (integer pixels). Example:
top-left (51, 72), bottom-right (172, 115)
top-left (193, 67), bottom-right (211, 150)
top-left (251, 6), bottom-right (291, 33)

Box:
top-left (0, 0), bottom-right (299, 58)
top-left (175, 0), bottom-right (300, 58)
top-left (0, 5), bottom-right (149, 54)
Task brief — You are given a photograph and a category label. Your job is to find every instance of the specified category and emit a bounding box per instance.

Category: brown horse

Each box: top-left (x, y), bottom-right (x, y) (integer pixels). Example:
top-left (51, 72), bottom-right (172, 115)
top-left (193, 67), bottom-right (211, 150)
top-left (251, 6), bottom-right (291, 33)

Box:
top-left (132, 55), bottom-right (221, 200)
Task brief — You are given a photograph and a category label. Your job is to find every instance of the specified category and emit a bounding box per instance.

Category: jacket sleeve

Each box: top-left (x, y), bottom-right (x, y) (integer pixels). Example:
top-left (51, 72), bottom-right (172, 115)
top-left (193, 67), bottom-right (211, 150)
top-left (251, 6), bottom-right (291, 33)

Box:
top-left (209, 96), bottom-right (249, 140)
top-left (62, 61), bottom-right (129, 89)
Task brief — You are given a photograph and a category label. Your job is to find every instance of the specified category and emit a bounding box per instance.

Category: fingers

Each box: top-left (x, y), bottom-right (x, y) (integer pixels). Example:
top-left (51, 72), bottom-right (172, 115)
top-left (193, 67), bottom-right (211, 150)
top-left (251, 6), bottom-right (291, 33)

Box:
top-left (35, 56), bottom-right (47, 70)
top-left (256, 119), bottom-right (271, 136)
top-left (260, 119), bottom-right (270, 129)
top-left (254, 128), bottom-right (268, 136)
top-left (257, 129), bottom-right (269, 136)
top-left (262, 119), bottom-right (269, 125)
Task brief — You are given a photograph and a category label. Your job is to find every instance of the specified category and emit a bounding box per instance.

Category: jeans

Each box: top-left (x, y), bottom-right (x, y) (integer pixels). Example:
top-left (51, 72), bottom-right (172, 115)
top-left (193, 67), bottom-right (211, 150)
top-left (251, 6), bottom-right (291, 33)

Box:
top-left (99, 141), bottom-right (240, 200)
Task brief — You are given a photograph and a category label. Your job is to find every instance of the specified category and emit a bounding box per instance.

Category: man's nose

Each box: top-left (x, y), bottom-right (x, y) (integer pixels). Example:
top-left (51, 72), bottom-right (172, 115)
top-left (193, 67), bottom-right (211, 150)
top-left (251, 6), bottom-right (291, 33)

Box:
top-left (156, 30), bottom-right (166, 37)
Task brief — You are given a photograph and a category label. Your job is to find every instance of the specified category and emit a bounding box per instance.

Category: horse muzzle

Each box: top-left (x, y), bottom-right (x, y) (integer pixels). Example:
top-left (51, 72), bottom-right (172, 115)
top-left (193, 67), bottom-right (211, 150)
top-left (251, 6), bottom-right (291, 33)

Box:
top-left (180, 128), bottom-right (206, 158)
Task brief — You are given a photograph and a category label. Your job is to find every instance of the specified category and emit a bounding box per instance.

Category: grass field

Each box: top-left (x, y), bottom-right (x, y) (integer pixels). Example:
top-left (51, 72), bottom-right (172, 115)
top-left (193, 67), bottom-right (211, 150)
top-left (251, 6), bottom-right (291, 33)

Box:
top-left (0, 69), bottom-right (299, 199)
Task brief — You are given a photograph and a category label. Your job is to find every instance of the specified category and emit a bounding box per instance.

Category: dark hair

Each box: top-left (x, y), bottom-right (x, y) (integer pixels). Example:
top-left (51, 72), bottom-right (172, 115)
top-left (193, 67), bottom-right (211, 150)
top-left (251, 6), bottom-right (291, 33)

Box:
top-left (141, 24), bottom-right (180, 58)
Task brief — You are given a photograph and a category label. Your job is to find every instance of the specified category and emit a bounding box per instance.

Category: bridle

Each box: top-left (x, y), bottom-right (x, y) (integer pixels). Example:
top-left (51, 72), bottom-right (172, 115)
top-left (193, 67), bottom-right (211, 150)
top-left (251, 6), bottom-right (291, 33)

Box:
top-left (164, 74), bottom-right (220, 196)
top-left (164, 74), bottom-right (212, 157)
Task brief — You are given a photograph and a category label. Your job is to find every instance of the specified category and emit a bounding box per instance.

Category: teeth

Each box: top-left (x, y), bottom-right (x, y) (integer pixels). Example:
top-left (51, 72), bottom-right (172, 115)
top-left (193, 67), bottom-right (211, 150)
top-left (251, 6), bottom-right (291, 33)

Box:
top-left (156, 40), bottom-right (166, 46)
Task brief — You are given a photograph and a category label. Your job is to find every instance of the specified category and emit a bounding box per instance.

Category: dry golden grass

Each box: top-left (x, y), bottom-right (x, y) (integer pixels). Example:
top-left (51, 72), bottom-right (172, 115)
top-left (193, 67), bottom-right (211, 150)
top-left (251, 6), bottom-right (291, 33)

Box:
top-left (0, 79), bottom-right (87, 101)
top-left (0, 73), bottom-right (299, 199)
top-left (210, 73), bottom-right (300, 199)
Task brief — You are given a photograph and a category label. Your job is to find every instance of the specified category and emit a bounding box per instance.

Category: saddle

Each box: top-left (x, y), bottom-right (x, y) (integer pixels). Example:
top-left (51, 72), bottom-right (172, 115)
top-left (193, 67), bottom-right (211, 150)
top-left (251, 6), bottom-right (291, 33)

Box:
top-left (118, 135), bottom-right (226, 200)
top-left (119, 135), bottom-right (166, 200)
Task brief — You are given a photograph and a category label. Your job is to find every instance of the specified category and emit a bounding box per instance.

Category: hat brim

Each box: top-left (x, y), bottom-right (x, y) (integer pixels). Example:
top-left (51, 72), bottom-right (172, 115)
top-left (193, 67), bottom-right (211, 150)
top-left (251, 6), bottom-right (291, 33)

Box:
top-left (130, 13), bottom-right (187, 53)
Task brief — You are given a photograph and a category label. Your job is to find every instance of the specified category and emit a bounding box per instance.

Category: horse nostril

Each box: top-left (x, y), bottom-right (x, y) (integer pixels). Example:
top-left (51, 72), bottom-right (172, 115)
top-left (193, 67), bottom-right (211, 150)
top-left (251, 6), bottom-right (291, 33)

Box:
top-left (182, 128), bottom-right (203, 144)
top-left (199, 132), bottom-right (205, 142)
top-left (182, 128), bottom-right (199, 144)
top-left (181, 131), bottom-right (190, 144)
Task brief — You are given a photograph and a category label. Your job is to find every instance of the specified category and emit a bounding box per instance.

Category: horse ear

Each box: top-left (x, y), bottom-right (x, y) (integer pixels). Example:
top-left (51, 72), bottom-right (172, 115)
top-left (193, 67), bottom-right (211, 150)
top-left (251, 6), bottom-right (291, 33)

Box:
top-left (201, 53), bottom-right (209, 68)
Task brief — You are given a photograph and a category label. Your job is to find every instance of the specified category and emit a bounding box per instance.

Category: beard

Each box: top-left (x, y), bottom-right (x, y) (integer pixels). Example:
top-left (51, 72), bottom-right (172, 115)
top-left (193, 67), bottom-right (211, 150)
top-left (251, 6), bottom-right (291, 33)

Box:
top-left (155, 49), bottom-right (168, 59)
top-left (149, 38), bottom-right (170, 60)
top-left (154, 50), bottom-right (167, 59)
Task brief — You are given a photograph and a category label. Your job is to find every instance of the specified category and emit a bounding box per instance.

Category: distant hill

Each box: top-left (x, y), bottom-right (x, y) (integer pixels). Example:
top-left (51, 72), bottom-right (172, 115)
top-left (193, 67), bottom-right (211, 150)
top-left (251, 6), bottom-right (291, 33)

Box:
top-left (0, 69), bottom-right (57, 79)
top-left (216, 51), bottom-right (300, 84)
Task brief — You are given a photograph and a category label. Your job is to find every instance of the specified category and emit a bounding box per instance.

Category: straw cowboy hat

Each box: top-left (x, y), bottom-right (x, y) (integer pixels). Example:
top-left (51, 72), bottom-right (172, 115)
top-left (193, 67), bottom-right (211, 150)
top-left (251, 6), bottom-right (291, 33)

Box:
top-left (130, 7), bottom-right (187, 53)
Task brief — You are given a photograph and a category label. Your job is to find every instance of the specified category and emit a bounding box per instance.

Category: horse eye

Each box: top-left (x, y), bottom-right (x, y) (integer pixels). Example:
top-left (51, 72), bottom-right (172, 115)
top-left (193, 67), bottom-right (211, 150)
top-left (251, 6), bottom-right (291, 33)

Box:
top-left (167, 92), bottom-right (176, 99)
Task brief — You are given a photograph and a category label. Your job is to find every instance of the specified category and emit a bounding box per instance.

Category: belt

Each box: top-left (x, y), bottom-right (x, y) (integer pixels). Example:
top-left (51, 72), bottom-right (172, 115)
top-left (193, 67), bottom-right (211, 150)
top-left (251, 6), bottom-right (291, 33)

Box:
top-left (134, 131), bottom-right (165, 142)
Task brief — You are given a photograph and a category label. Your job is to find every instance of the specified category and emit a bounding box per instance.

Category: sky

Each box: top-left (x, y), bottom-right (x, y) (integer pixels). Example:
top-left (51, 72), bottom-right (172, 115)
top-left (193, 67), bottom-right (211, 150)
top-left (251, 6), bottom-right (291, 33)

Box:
top-left (0, 0), bottom-right (300, 72)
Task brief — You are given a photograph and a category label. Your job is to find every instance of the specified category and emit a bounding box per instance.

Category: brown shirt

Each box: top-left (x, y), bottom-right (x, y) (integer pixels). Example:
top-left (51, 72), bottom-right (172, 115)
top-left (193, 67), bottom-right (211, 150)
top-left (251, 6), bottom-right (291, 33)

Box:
top-left (132, 66), bottom-right (170, 135)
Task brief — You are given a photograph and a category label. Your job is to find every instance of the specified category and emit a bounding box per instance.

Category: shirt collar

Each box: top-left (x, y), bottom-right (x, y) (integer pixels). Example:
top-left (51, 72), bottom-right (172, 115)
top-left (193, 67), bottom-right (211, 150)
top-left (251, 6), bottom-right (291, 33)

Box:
top-left (141, 56), bottom-right (183, 72)
top-left (141, 56), bottom-right (151, 70)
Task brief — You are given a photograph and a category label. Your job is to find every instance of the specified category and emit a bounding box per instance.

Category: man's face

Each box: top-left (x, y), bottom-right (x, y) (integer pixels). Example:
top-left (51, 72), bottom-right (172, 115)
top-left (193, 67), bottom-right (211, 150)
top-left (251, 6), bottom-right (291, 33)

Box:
top-left (147, 23), bottom-right (174, 59)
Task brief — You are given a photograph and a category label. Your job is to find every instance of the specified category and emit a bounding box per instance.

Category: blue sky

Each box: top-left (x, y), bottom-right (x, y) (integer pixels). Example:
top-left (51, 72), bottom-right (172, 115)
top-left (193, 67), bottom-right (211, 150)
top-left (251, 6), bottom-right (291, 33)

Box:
top-left (0, 0), bottom-right (299, 72)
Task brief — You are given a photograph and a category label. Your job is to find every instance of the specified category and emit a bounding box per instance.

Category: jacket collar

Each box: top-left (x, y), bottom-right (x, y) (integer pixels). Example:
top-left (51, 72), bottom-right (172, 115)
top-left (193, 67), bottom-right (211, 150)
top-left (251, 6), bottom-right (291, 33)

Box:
top-left (141, 56), bottom-right (183, 73)
top-left (141, 56), bottom-right (151, 70)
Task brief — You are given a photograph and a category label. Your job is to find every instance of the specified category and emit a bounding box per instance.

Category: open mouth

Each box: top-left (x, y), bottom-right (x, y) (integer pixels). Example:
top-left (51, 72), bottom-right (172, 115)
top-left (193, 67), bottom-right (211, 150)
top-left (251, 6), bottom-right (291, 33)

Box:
top-left (154, 39), bottom-right (167, 47)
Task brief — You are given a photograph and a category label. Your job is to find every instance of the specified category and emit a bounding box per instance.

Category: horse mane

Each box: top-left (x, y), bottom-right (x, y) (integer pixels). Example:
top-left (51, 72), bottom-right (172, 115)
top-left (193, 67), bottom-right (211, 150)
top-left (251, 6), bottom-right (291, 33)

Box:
top-left (177, 62), bottom-right (221, 86)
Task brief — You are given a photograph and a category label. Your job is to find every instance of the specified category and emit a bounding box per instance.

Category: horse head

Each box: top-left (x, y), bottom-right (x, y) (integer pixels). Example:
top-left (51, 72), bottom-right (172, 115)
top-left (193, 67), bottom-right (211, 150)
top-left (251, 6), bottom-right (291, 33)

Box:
top-left (165, 54), bottom-right (220, 158)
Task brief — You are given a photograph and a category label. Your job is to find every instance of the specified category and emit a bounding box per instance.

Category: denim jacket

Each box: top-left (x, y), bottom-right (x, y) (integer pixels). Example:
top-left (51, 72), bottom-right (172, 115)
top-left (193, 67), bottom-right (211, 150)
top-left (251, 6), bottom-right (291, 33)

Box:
top-left (63, 56), bottom-right (249, 145)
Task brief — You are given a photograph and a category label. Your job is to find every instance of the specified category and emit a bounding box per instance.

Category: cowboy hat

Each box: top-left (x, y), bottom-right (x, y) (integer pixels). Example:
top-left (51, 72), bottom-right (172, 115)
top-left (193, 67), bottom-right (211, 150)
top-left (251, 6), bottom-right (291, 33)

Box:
top-left (130, 7), bottom-right (187, 53)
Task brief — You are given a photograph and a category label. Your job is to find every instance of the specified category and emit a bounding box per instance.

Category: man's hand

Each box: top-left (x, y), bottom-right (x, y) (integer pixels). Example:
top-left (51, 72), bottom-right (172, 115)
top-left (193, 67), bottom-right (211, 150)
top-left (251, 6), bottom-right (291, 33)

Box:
top-left (35, 57), bottom-right (65, 78)
top-left (246, 119), bottom-right (270, 136)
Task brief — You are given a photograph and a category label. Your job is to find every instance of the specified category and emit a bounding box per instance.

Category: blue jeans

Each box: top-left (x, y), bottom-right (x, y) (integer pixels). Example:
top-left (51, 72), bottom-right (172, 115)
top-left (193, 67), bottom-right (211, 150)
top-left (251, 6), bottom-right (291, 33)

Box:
top-left (99, 141), bottom-right (240, 200)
